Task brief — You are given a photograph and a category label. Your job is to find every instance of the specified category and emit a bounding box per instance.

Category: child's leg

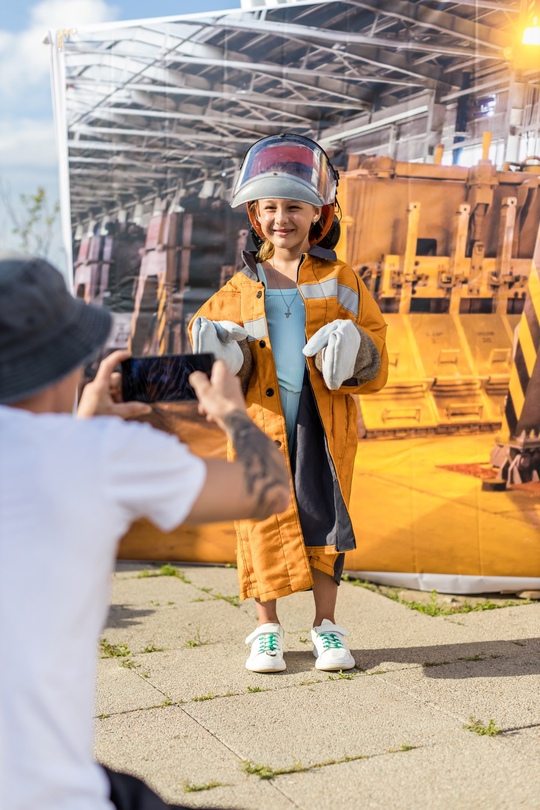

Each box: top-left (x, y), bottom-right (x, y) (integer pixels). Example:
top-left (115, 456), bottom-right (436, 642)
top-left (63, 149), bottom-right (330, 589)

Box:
top-left (310, 563), bottom-right (355, 671)
top-left (255, 598), bottom-right (279, 625)
top-left (311, 567), bottom-right (338, 626)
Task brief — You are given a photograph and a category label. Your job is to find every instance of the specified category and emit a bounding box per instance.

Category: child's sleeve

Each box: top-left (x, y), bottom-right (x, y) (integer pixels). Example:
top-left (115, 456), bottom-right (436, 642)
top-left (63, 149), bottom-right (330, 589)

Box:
top-left (187, 283), bottom-right (252, 390)
top-left (336, 275), bottom-right (388, 395)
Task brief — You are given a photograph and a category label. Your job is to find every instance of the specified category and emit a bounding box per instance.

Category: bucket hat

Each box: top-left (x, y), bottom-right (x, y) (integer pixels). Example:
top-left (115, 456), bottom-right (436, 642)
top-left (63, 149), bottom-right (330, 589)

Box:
top-left (0, 251), bottom-right (112, 403)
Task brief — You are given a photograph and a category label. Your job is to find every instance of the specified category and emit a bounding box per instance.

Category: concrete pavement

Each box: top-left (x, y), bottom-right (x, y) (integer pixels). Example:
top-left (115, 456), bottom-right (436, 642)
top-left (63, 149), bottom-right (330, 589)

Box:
top-left (95, 563), bottom-right (540, 809)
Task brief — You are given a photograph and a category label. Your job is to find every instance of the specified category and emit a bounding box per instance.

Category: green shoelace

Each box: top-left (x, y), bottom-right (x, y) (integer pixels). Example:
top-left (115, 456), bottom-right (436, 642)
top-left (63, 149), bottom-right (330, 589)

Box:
top-left (258, 633), bottom-right (280, 653)
top-left (318, 632), bottom-right (345, 650)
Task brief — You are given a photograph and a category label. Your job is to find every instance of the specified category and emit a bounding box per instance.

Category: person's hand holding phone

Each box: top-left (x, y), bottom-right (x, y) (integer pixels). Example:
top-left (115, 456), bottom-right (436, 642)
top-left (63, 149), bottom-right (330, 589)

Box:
top-left (189, 360), bottom-right (247, 431)
top-left (77, 350), bottom-right (153, 419)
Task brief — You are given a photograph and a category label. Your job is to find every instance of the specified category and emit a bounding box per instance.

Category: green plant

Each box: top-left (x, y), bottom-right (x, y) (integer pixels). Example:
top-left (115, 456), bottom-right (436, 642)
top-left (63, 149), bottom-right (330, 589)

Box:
top-left (0, 182), bottom-right (60, 258)
top-left (192, 692), bottom-right (215, 702)
top-left (243, 761), bottom-right (304, 779)
top-left (137, 565), bottom-right (190, 583)
top-left (327, 670), bottom-right (356, 680)
top-left (185, 627), bottom-right (206, 648)
top-left (213, 592), bottom-right (240, 607)
top-left (120, 658), bottom-right (140, 670)
top-left (344, 578), bottom-right (531, 616)
top-left (243, 752), bottom-right (369, 780)
top-left (388, 744), bottom-right (420, 753)
top-left (99, 639), bottom-right (131, 658)
top-left (463, 717), bottom-right (500, 736)
top-left (140, 645), bottom-right (165, 654)
top-left (184, 780), bottom-right (224, 793)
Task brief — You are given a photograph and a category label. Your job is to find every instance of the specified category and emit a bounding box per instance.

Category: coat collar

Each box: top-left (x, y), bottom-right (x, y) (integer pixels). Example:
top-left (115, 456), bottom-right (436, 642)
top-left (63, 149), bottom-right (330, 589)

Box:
top-left (240, 245), bottom-right (337, 282)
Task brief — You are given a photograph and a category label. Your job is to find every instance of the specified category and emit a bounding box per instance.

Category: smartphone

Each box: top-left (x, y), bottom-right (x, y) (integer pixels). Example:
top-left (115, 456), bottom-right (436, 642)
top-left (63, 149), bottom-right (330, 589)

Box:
top-left (121, 353), bottom-right (214, 403)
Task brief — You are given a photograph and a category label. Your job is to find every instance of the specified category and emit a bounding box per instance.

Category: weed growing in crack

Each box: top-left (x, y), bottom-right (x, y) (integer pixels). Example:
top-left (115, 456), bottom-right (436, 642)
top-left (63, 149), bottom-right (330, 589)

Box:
top-left (99, 639), bottom-right (131, 659)
top-left (137, 565), bottom-right (191, 583)
top-left (342, 579), bottom-right (530, 617)
top-left (191, 692), bottom-right (216, 702)
top-left (184, 781), bottom-right (225, 793)
top-left (464, 717), bottom-right (501, 736)
top-left (214, 592), bottom-right (240, 607)
top-left (243, 753), bottom-right (369, 780)
top-left (140, 645), bottom-right (165, 654)
top-left (185, 627), bottom-right (207, 648)
top-left (388, 744), bottom-right (420, 753)
top-left (327, 670), bottom-right (357, 681)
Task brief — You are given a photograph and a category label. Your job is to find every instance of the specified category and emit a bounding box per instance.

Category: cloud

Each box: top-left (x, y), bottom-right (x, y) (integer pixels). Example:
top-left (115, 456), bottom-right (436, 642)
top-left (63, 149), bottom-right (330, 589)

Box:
top-left (0, 0), bottom-right (119, 99)
top-left (0, 118), bottom-right (58, 169)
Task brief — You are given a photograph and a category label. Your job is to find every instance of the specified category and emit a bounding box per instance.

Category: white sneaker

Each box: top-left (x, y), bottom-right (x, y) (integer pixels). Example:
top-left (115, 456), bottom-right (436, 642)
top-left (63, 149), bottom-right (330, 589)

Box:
top-left (311, 619), bottom-right (355, 671)
top-left (245, 623), bottom-right (286, 673)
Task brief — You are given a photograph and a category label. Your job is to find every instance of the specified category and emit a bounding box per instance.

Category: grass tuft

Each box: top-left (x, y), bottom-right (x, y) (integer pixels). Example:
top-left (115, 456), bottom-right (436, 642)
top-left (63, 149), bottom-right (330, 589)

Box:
top-left (463, 717), bottom-right (501, 736)
top-left (184, 780), bottom-right (224, 793)
top-left (137, 565), bottom-right (190, 583)
top-left (327, 670), bottom-right (356, 681)
top-left (99, 639), bottom-right (131, 658)
top-left (243, 752), bottom-right (369, 780)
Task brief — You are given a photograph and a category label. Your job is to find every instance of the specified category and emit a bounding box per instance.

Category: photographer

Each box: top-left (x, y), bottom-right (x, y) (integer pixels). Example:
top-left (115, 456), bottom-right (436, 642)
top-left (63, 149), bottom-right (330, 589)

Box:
top-left (0, 251), bottom-right (290, 810)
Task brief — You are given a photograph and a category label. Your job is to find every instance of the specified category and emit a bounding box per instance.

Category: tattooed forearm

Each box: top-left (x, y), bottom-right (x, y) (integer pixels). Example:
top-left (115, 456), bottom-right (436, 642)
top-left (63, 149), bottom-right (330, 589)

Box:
top-left (222, 410), bottom-right (290, 519)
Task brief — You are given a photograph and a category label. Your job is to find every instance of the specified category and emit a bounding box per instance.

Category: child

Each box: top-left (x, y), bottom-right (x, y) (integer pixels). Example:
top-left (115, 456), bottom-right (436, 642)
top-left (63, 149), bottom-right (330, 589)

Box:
top-left (190, 133), bottom-right (388, 674)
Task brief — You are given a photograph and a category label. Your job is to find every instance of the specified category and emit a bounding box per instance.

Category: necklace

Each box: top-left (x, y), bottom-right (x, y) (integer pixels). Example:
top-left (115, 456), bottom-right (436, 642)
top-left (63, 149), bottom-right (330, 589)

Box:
top-left (268, 266), bottom-right (299, 318)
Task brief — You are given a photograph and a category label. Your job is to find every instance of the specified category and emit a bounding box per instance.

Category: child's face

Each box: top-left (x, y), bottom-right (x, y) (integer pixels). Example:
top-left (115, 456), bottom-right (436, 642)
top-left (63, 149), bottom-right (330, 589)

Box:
top-left (256, 199), bottom-right (321, 253)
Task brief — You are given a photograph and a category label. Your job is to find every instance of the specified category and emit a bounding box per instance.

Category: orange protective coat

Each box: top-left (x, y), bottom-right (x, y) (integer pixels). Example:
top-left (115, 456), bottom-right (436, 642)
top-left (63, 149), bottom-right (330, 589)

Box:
top-left (189, 253), bottom-right (388, 602)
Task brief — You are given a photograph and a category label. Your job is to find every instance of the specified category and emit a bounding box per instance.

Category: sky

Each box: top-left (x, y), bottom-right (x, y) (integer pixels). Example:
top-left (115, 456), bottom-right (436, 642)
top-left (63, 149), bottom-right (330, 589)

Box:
top-left (0, 0), bottom-right (240, 263)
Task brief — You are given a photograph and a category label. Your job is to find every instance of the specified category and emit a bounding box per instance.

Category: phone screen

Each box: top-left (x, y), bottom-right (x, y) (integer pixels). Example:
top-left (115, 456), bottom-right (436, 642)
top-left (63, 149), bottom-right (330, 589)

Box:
top-left (121, 354), bottom-right (214, 403)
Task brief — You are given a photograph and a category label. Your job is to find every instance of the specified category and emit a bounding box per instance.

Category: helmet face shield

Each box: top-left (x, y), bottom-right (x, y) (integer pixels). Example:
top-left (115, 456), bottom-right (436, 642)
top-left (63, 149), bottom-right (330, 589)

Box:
top-left (231, 134), bottom-right (338, 208)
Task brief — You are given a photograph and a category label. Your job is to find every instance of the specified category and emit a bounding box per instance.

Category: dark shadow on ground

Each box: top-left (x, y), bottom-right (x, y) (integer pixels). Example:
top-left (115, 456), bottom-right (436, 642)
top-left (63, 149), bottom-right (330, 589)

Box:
top-left (105, 605), bottom-right (156, 629)
top-left (350, 638), bottom-right (540, 677)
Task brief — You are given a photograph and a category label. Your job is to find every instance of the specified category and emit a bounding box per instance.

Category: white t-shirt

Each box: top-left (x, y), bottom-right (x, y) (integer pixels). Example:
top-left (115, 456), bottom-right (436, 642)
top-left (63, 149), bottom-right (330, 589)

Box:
top-left (0, 406), bottom-right (207, 810)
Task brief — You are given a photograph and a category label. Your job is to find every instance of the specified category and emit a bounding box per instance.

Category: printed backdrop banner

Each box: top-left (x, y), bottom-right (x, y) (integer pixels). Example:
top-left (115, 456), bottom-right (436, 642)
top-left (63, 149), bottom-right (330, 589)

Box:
top-left (50, 2), bottom-right (540, 593)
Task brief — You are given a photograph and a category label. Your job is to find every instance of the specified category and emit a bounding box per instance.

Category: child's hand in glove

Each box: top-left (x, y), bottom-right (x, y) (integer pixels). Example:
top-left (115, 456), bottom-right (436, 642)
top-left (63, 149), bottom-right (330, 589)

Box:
top-left (303, 319), bottom-right (360, 390)
top-left (192, 317), bottom-right (248, 376)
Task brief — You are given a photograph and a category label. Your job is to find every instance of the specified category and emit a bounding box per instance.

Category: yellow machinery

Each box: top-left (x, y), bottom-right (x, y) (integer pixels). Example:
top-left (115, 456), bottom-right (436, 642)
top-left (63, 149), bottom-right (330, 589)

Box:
top-left (119, 148), bottom-right (540, 593)
top-left (337, 142), bottom-right (540, 439)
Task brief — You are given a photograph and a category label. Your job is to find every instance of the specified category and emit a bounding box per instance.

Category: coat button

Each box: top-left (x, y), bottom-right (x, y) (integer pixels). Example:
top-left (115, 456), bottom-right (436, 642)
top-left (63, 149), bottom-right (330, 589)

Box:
top-left (274, 440), bottom-right (281, 447)
top-left (256, 290), bottom-right (262, 298)
top-left (266, 388), bottom-right (274, 397)
top-left (259, 340), bottom-right (266, 348)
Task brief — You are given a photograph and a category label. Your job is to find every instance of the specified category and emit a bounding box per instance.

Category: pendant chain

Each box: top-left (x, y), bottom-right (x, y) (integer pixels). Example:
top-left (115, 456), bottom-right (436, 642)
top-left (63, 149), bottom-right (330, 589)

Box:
top-left (268, 265), bottom-right (299, 318)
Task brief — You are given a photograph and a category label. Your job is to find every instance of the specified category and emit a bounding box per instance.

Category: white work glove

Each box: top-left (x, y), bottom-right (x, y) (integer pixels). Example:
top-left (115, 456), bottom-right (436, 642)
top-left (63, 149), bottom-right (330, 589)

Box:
top-left (303, 319), bottom-right (361, 390)
top-left (191, 317), bottom-right (248, 376)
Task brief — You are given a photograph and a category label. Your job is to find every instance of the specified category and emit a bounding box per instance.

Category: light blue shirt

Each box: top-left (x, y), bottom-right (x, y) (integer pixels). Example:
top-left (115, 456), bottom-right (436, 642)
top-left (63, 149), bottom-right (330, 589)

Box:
top-left (257, 263), bottom-right (306, 449)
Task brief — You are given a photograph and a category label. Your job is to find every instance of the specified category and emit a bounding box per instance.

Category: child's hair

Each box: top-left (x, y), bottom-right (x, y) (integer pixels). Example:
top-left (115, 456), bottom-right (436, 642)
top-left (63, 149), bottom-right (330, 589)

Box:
top-left (248, 200), bottom-right (327, 263)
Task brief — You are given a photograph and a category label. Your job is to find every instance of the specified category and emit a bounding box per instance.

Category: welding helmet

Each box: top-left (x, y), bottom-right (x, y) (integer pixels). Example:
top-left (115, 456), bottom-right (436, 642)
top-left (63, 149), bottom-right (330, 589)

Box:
top-left (231, 133), bottom-right (338, 208)
top-left (232, 133), bottom-right (339, 244)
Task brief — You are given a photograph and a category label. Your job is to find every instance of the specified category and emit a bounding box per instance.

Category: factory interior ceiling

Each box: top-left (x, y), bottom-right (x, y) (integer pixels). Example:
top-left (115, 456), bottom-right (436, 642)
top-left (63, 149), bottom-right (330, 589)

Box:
top-left (59, 0), bottom-right (535, 218)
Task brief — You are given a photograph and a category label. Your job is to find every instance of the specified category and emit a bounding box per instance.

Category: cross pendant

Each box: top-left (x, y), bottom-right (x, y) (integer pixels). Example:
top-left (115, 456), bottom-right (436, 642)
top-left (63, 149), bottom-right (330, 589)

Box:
top-left (285, 311), bottom-right (291, 318)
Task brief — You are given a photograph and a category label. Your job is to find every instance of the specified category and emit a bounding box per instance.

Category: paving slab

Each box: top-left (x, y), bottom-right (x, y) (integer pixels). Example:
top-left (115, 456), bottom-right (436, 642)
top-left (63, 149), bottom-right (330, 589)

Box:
top-left (183, 678), bottom-right (461, 769)
top-left (96, 659), bottom-right (170, 716)
top-left (95, 564), bottom-right (540, 809)
top-left (95, 706), bottom-right (295, 810)
top-left (384, 655), bottom-right (540, 729)
top-left (276, 734), bottom-right (540, 810)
